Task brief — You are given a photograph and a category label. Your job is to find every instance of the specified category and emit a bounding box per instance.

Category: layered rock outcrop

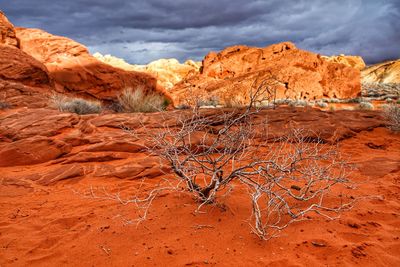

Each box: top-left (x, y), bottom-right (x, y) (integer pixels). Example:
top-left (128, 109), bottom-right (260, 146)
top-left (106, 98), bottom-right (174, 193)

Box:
top-left (322, 54), bottom-right (366, 70)
top-left (362, 60), bottom-right (400, 84)
top-left (0, 12), bottom-right (54, 108)
top-left (144, 59), bottom-right (201, 90)
top-left (171, 42), bottom-right (361, 106)
top-left (93, 52), bottom-right (141, 72)
top-left (16, 28), bottom-right (162, 101)
top-left (0, 11), bottom-right (18, 47)
top-left (0, 107), bottom-right (386, 185)
top-left (94, 53), bottom-right (201, 90)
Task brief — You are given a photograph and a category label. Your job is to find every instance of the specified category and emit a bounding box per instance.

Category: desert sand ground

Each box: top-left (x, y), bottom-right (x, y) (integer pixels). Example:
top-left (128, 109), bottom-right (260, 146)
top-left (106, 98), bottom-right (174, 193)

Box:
top-left (0, 107), bottom-right (399, 266)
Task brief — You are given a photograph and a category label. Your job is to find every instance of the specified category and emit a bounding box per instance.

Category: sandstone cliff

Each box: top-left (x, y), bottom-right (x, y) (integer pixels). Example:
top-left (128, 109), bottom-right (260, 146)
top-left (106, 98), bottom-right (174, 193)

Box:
top-left (362, 60), bottom-right (400, 84)
top-left (15, 28), bottom-right (162, 102)
top-left (94, 52), bottom-right (201, 90)
top-left (322, 54), bottom-right (366, 70)
top-left (0, 12), bottom-right (54, 108)
top-left (171, 42), bottom-right (361, 106)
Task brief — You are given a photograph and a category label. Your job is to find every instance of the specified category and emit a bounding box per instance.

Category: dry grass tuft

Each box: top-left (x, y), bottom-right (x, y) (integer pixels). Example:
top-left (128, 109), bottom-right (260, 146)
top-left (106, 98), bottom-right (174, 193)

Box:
top-left (384, 104), bottom-right (400, 132)
top-left (358, 102), bottom-right (374, 110)
top-left (118, 87), bottom-right (168, 113)
top-left (0, 102), bottom-right (11, 109)
top-left (50, 94), bottom-right (102, 115)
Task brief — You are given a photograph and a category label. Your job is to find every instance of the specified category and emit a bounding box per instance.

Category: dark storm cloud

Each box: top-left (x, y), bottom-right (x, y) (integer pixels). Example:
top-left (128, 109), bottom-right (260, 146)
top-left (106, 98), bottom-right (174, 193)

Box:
top-left (2, 0), bottom-right (399, 64)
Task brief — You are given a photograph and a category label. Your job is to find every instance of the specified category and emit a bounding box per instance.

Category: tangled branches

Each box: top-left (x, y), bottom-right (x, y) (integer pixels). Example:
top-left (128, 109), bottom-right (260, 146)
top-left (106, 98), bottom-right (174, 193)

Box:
top-left (142, 104), bottom-right (355, 239)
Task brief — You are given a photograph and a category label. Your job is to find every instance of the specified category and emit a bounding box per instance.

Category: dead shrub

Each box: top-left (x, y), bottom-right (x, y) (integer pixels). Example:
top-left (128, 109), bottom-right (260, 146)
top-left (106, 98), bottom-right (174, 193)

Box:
top-left (134, 83), bottom-right (356, 240)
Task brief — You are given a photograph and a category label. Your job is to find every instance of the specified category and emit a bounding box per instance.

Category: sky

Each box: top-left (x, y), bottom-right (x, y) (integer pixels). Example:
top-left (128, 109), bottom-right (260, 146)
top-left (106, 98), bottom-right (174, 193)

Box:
top-left (2, 0), bottom-right (399, 64)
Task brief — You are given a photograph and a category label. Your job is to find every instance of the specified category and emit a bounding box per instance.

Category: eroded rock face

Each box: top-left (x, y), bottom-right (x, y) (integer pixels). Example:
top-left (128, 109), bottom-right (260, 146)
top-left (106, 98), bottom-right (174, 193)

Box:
top-left (0, 107), bottom-right (386, 185)
top-left (0, 13), bottom-right (54, 108)
top-left (322, 54), bottom-right (366, 70)
top-left (0, 45), bottom-right (52, 87)
top-left (94, 53), bottom-right (201, 90)
top-left (16, 28), bottom-right (162, 101)
top-left (93, 52), bottom-right (141, 72)
top-left (0, 11), bottom-right (18, 47)
top-left (362, 60), bottom-right (400, 83)
top-left (171, 42), bottom-right (361, 106)
top-left (145, 59), bottom-right (201, 90)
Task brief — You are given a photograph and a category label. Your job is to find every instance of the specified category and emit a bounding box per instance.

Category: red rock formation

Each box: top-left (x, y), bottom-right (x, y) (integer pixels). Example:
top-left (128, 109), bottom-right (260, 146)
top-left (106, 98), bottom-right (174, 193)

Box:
top-left (0, 12), bottom-right (54, 108)
top-left (15, 28), bottom-right (164, 101)
top-left (0, 45), bottom-right (51, 87)
top-left (362, 59), bottom-right (400, 83)
top-left (0, 11), bottom-right (18, 47)
top-left (93, 53), bottom-right (201, 90)
top-left (322, 54), bottom-right (366, 70)
top-left (171, 42), bottom-right (361, 106)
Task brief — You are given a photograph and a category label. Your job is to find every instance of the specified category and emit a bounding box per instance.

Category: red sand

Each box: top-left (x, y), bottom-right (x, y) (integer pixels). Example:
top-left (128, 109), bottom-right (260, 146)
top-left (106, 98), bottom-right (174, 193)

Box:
top-left (0, 109), bottom-right (399, 266)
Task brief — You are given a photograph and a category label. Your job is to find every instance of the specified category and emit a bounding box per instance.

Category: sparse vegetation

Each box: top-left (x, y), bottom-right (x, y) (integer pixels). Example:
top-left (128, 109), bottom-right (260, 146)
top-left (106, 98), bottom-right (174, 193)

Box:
top-left (118, 87), bottom-right (169, 113)
top-left (131, 86), bottom-right (356, 240)
top-left (362, 82), bottom-right (400, 99)
top-left (197, 95), bottom-right (220, 107)
top-left (384, 104), bottom-right (400, 132)
top-left (315, 101), bottom-right (328, 108)
top-left (0, 101), bottom-right (11, 109)
top-left (288, 99), bottom-right (309, 107)
top-left (358, 101), bottom-right (374, 110)
top-left (50, 94), bottom-right (102, 115)
top-left (346, 97), bottom-right (363, 103)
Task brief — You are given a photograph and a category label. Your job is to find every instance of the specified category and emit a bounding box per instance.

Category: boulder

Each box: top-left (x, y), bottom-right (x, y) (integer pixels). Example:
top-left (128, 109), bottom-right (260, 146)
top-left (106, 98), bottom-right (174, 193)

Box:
top-left (322, 54), bottom-right (366, 70)
top-left (0, 13), bottom-right (54, 108)
top-left (0, 45), bottom-right (52, 87)
top-left (0, 11), bottom-right (18, 47)
top-left (0, 22), bottom-right (54, 107)
top-left (0, 136), bottom-right (71, 167)
top-left (15, 28), bottom-right (164, 101)
top-left (170, 42), bottom-right (361, 106)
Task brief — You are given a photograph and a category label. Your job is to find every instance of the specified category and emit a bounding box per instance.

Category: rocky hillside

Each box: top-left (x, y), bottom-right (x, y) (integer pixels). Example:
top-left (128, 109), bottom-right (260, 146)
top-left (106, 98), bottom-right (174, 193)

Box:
top-left (94, 53), bottom-right (201, 90)
top-left (15, 28), bottom-right (164, 102)
top-left (171, 42), bottom-right (361, 106)
top-left (322, 54), bottom-right (366, 70)
top-left (362, 60), bottom-right (400, 84)
top-left (0, 12), bottom-right (55, 108)
top-left (0, 12), bottom-right (169, 108)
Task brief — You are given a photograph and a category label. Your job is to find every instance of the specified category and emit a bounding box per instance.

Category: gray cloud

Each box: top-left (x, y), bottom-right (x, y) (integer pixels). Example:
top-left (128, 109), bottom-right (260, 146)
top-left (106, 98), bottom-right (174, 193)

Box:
top-left (2, 0), bottom-right (399, 64)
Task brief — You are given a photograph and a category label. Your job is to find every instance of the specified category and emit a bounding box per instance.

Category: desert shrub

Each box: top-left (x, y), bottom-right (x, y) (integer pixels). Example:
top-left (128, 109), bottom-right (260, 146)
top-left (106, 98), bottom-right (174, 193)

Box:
top-left (341, 106), bottom-right (355, 111)
top-left (358, 101), bottom-right (374, 110)
top-left (144, 108), bottom-right (354, 240)
top-left (197, 95), bottom-right (220, 107)
top-left (176, 104), bottom-right (191, 110)
top-left (327, 98), bottom-right (342, 103)
top-left (0, 102), bottom-right (11, 109)
top-left (346, 97), bottom-right (363, 103)
top-left (315, 101), bottom-right (328, 108)
top-left (288, 99), bottom-right (309, 107)
top-left (273, 99), bottom-right (290, 105)
top-left (384, 104), bottom-right (400, 132)
top-left (138, 88), bottom-right (355, 240)
top-left (50, 95), bottom-right (102, 115)
top-left (224, 94), bottom-right (247, 108)
top-left (118, 87), bottom-right (168, 113)
top-left (362, 82), bottom-right (400, 99)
